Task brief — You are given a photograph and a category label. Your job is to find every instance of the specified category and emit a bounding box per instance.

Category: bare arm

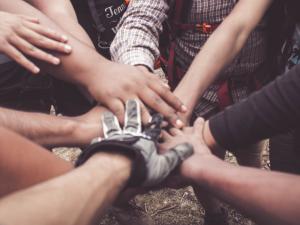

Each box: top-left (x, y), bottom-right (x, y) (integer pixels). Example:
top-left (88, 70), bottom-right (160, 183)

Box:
top-left (0, 106), bottom-right (105, 148)
top-left (174, 0), bottom-right (273, 120)
top-left (0, 152), bottom-right (131, 225)
top-left (185, 154), bottom-right (300, 225)
top-left (0, 0), bottom-right (185, 127)
top-left (163, 118), bottom-right (300, 225)
top-left (26, 0), bottom-right (95, 47)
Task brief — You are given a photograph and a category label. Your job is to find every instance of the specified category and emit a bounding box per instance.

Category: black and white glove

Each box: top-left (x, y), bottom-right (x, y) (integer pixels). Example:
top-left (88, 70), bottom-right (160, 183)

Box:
top-left (76, 99), bottom-right (194, 187)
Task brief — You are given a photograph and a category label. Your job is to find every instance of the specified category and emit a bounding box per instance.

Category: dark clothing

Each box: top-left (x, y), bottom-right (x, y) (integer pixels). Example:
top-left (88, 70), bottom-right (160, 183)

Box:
top-left (209, 64), bottom-right (300, 150)
top-left (0, 62), bottom-right (53, 113)
top-left (270, 130), bottom-right (300, 173)
top-left (72, 0), bottom-right (128, 58)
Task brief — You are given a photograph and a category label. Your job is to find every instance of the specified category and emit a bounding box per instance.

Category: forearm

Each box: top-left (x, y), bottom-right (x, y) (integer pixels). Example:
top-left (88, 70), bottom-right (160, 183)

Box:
top-left (27, 0), bottom-right (95, 47)
top-left (110, 0), bottom-right (168, 70)
top-left (175, 0), bottom-right (272, 110)
top-left (0, 153), bottom-right (131, 225)
top-left (207, 64), bottom-right (300, 150)
top-left (0, 0), bottom-right (109, 91)
top-left (0, 107), bottom-right (87, 148)
top-left (186, 155), bottom-right (300, 225)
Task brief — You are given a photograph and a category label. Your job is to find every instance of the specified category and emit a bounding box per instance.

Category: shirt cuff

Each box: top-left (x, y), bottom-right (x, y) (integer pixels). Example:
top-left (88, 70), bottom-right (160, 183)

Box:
top-left (114, 49), bottom-right (156, 71)
top-left (209, 112), bottom-right (235, 150)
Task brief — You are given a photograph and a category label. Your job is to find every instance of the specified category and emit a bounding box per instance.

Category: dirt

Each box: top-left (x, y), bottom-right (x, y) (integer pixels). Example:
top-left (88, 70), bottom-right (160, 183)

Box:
top-left (53, 143), bottom-right (270, 225)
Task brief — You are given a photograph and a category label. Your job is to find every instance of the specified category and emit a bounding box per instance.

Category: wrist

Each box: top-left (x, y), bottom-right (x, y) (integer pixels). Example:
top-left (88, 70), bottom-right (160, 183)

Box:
top-left (86, 152), bottom-right (132, 185)
top-left (181, 154), bottom-right (222, 182)
top-left (203, 120), bottom-right (220, 151)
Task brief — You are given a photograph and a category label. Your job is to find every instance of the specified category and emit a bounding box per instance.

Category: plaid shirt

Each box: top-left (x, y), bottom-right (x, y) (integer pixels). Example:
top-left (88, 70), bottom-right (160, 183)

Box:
top-left (111, 0), bottom-right (268, 104)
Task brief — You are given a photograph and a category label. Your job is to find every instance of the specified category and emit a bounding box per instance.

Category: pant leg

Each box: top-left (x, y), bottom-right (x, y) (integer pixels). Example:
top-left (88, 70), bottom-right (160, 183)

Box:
top-left (233, 141), bottom-right (265, 168)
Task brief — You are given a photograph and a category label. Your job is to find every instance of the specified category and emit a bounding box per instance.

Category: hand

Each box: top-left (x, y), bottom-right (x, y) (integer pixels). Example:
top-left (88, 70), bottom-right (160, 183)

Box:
top-left (71, 106), bottom-right (108, 146)
top-left (76, 99), bottom-right (194, 187)
top-left (160, 118), bottom-right (214, 179)
top-left (87, 62), bottom-right (187, 128)
top-left (0, 11), bottom-right (72, 74)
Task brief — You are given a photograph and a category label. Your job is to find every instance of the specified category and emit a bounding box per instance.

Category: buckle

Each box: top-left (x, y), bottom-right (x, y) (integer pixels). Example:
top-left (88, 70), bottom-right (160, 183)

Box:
top-left (195, 23), bottom-right (213, 34)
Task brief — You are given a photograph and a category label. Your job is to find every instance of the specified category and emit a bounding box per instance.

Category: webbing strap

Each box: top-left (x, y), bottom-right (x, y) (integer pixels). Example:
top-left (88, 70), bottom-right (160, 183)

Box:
top-left (217, 81), bottom-right (232, 110)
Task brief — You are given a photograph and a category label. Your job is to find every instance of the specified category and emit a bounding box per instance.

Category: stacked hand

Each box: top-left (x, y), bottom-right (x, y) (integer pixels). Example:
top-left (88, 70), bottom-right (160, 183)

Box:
top-left (0, 11), bottom-right (72, 73)
top-left (76, 99), bottom-right (194, 187)
top-left (87, 62), bottom-right (187, 128)
top-left (160, 118), bottom-right (214, 179)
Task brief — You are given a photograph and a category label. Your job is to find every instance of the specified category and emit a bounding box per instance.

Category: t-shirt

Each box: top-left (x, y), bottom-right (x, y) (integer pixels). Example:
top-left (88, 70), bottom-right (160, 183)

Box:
top-left (71, 0), bottom-right (129, 58)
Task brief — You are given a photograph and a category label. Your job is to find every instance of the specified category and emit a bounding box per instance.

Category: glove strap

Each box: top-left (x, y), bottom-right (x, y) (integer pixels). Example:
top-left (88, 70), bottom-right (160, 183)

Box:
top-left (75, 139), bottom-right (147, 187)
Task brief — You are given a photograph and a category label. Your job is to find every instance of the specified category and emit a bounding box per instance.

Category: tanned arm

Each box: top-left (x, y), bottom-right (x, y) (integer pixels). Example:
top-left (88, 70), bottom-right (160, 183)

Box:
top-left (162, 118), bottom-right (300, 225)
top-left (0, 106), bottom-right (105, 148)
top-left (0, 0), bottom-right (185, 127)
top-left (26, 0), bottom-right (95, 47)
top-left (0, 151), bottom-right (131, 225)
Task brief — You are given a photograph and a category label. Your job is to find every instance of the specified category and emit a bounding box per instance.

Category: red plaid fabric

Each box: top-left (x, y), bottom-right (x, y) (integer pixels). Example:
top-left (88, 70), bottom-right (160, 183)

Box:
top-left (111, 0), bottom-right (268, 106)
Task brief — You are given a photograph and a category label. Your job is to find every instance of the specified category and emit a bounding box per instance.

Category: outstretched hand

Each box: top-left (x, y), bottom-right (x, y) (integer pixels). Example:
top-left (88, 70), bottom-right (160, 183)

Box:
top-left (87, 62), bottom-right (187, 128)
top-left (0, 11), bottom-right (72, 73)
top-left (76, 99), bottom-right (194, 187)
top-left (160, 118), bottom-right (213, 179)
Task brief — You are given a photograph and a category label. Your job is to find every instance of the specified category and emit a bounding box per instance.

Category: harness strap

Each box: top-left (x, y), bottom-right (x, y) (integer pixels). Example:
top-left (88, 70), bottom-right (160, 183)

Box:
top-left (174, 22), bottom-right (219, 34)
top-left (217, 81), bottom-right (232, 110)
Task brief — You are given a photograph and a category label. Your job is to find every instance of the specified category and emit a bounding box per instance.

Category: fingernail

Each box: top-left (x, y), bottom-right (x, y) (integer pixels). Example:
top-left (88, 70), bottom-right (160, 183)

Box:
top-left (176, 119), bottom-right (184, 128)
top-left (181, 105), bottom-right (188, 112)
top-left (53, 57), bottom-right (60, 65)
top-left (164, 83), bottom-right (170, 89)
top-left (33, 67), bottom-right (40, 74)
top-left (61, 35), bottom-right (68, 42)
top-left (64, 45), bottom-right (72, 53)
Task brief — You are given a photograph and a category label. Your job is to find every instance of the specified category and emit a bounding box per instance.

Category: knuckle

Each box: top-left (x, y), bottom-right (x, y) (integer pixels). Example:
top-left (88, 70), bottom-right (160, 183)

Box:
top-left (0, 37), bottom-right (7, 46)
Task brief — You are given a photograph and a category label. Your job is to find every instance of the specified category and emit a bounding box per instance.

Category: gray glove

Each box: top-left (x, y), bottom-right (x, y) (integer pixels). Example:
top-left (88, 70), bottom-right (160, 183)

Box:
top-left (76, 99), bottom-right (194, 187)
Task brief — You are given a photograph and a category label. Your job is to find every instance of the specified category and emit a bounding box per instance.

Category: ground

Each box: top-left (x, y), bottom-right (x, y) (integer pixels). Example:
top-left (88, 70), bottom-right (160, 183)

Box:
top-left (53, 143), bottom-right (270, 225)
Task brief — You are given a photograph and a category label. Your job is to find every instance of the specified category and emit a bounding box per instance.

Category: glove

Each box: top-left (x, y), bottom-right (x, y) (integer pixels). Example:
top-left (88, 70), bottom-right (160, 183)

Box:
top-left (76, 99), bottom-right (194, 187)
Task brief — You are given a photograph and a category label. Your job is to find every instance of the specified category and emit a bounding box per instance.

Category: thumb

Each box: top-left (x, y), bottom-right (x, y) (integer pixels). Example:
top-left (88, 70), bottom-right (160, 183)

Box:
top-left (162, 143), bottom-right (194, 171)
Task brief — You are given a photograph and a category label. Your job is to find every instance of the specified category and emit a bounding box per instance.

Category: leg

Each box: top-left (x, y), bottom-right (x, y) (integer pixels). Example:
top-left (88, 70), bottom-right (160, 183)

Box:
top-left (0, 126), bottom-right (73, 197)
top-left (233, 140), bottom-right (265, 168)
top-left (270, 130), bottom-right (300, 174)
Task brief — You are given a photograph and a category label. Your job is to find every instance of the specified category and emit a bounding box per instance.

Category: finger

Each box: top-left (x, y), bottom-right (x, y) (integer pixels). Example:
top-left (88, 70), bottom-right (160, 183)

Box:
top-left (139, 88), bottom-right (184, 128)
top-left (161, 130), bottom-right (172, 141)
top-left (101, 111), bottom-right (122, 138)
top-left (9, 35), bottom-right (61, 65)
top-left (193, 117), bottom-right (205, 131)
top-left (3, 44), bottom-right (40, 74)
top-left (19, 26), bottom-right (71, 54)
top-left (19, 15), bottom-right (39, 24)
top-left (140, 101), bottom-right (152, 125)
top-left (24, 21), bottom-right (68, 43)
top-left (124, 99), bottom-right (142, 135)
top-left (169, 128), bottom-right (182, 136)
top-left (106, 98), bottom-right (125, 125)
top-left (148, 78), bottom-right (187, 113)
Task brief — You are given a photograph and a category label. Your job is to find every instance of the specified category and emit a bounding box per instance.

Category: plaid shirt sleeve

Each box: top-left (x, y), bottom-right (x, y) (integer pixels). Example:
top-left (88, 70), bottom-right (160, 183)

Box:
top-left (110, 0), bottom-right (169, 71)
